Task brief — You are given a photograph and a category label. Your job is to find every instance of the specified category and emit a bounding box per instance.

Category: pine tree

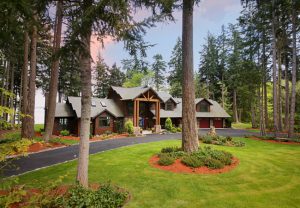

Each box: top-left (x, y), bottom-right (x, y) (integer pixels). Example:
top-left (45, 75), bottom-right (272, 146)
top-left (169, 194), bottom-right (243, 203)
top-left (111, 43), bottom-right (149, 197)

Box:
top-left (152, 54), bottom-right (166, 91)
top-left (168, 38), bottom-right (183, 97)
top-left (93, 57), bottom-right (110, 98)
top-left (181, 0), bottom-right (199, 153)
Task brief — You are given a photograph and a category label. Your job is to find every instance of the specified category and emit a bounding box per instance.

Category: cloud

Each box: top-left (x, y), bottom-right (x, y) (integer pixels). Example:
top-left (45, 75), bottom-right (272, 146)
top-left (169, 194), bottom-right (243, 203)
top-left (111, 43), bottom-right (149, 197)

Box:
top-left (196, 0), bottom-right (242, 22)
top-left (90, 35), bottom-right (114, 64)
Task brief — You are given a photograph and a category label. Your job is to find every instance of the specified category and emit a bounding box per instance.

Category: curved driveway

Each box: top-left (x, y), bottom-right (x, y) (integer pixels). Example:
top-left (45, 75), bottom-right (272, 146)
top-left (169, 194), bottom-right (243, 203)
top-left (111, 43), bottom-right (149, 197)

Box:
top-left (3, 129), bottom-right (252, 177)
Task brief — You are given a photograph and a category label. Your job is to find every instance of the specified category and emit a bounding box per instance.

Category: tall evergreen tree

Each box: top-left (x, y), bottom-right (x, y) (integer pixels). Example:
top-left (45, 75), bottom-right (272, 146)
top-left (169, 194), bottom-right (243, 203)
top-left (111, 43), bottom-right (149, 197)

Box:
top-left (181, 0), bottom-right (199, 153)
top-left (168, 37), bottom-right (183, 97)
top-left (152, 54), bottom-right (166, 91)
top-left (93, 57), bottom-right (110, 98)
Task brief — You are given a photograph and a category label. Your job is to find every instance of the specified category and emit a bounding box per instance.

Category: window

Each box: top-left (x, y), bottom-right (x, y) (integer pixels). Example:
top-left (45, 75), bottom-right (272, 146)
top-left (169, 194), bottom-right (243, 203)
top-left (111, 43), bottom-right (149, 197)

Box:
top-left (165, 101), bottom-right (173, 111)
top-left (59, 118), bottom-right (68, 128)
top-left (127, 102), bottom-right (133, 116)
top-left (99, 116), bottom-right (110, 127)
top-left (199, 102), bottom-right (209, 112)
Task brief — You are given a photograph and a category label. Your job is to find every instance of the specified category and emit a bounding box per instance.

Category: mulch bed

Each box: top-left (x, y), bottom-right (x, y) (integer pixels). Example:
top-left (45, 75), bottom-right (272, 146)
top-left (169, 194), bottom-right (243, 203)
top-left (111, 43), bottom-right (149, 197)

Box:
top-left (149, 155), bottom-right (239, 174)
top-left (27, 142), bottom-right (64, 153)
top-left (248, 136), bottom-right (300, 145)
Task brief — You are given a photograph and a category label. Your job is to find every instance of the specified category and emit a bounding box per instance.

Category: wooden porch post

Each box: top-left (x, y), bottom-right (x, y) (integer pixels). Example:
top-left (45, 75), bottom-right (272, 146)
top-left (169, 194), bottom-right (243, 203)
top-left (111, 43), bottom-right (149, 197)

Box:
top-left (133, 100), bottom-right (136, 126)
top-left (136, 100), bottom-right (139, 127)
top-left (155, 101), bottom-right (159, 125)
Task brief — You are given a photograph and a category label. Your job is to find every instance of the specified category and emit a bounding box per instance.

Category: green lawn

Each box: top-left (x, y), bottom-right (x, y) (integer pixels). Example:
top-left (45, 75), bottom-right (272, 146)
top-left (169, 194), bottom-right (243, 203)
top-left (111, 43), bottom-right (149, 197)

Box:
top-left (7, 138), bottom-right (300, 208)
top-left (34, 124), bottom-right (44, 132)
top-left (232, 122), bottom-right (252, 129)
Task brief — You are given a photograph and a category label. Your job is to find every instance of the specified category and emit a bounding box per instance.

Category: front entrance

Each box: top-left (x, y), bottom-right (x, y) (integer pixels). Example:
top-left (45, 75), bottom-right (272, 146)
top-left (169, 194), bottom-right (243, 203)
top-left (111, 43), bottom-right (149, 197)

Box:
top-left (138, 102), bottom-right (154, 129)
top-left (133, 89), bottom-right (161, 130)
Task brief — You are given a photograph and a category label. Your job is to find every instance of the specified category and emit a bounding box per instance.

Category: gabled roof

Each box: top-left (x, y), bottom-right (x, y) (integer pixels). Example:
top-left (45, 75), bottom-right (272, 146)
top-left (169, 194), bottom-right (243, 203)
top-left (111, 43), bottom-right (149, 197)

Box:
top-left (67, 97), bottom-right (124, 118)
top-left (55, 103), bottom-right (76, 117)
top-left (153, 98), bottom-right (230, 118)
top-left (195, 98), bottom-right (213, 105)
top-left (110, 86), bottom-right (164, 102)
top-left (156, 91), bottom-right (178, 104)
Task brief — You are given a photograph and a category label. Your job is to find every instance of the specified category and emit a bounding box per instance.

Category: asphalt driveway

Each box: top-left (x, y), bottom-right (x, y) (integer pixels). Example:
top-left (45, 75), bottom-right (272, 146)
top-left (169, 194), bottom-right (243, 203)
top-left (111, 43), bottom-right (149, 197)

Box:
top-left (2, 128), bottom-right (253, 177)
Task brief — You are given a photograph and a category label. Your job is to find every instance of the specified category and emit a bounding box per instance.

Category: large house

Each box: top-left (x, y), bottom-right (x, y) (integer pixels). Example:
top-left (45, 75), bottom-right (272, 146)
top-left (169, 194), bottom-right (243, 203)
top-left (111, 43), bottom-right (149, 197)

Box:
top-left (53, 86), bottom-right (230, 135)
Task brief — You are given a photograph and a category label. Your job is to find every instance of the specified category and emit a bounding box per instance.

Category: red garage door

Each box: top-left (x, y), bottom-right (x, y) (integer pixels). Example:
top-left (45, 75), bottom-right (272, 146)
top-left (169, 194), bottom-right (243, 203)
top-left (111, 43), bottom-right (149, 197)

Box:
top-left (199, 118), bottom-right (210, 128)
top-left (213, 118), bottom-right (223, 128)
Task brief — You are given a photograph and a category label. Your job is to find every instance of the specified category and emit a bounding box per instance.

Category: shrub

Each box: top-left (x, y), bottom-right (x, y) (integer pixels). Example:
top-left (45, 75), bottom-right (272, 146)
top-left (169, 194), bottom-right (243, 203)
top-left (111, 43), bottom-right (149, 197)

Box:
top-left (202, 136), bottom-right (213, 144)
top-left (176, 127), bottom-right (182, 132)
top-left (0, 132), bottom-right (21, 144)
top-left (114, 120), bottom-right (124, 133)
top-left (181, 155), bottom-right (204, 168)
top-left (226, 136), bottom-right (232, 141)
top-left (60, 130), bottom-right (70, 136)
top-left (0, 138), bottom-right (33, 162)
top-left (158, 154), bottom-right (175, 166)
top-left (204, 158), bottom-right (224, 169)
top-left (232, 140), bottom-right (245, 147)
top-left (124, 120), bottom-right (134, 134)
top-left (165, 117), bottom-right (173, 131)
top-left (170, 126), bottom-right (177, 133)
top-left (208, 150), bottom-right (232, 166)
top-left (161, 146), bottom-right (181, 153)
top-left (56, 183), bottom-right (128, 208)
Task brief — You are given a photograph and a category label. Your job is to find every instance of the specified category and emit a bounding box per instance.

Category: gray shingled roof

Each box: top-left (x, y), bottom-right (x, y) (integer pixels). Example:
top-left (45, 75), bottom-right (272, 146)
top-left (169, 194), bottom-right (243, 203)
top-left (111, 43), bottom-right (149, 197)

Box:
top-left (153, 98), bottom-right (230, 118)
top-left (68, 97), bottom-right (124, 118)
top-left (55, 87), bottom-right (230, 119)
top-left (157, 91), bottom-right (178, 103)
top-left (111, 86), bottom-right (165, 102)
top-left (55, 103), bottom-right (76, 117)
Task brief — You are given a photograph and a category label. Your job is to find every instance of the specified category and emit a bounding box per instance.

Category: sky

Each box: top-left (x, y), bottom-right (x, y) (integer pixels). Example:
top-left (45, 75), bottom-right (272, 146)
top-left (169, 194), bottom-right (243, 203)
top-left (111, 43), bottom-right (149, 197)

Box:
top-left (35, 0), bottom-right (243, 124)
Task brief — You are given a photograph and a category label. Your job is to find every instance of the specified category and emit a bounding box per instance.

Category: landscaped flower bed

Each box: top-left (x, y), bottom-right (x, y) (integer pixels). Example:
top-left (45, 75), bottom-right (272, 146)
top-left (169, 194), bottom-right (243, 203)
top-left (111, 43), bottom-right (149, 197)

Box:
top-left (150, 146), bottom-right (239, 174)
top-left (0, 183), bottom-right (129, 208)
top-left (199, 135), bottom-right (245, 147)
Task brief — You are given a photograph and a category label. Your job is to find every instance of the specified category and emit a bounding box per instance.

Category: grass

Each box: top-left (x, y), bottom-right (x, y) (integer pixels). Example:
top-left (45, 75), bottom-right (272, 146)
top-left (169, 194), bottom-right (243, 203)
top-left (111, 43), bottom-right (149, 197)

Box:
top-left (34, 124), bottom-right (44, 132)
top-left (232, 122), bottom-right (252, 129)
top-left (4, 138), bottom-right (300, 208)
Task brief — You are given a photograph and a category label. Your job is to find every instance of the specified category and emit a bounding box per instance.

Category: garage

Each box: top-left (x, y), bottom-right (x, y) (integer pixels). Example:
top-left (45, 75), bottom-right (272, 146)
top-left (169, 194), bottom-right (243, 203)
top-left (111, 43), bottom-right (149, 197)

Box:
top-left (213, 118), bottom-right (223, 128)
top-left (199, 118), bottom-right (210, 128)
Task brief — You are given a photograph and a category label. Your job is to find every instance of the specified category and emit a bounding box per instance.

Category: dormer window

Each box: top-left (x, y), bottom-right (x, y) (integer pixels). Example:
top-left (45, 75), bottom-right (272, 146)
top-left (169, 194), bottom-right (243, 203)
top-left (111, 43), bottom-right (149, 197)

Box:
top-left (199, 101), bottom-right (210, 112)
top-left (165, 101), bottom-right (173, 111)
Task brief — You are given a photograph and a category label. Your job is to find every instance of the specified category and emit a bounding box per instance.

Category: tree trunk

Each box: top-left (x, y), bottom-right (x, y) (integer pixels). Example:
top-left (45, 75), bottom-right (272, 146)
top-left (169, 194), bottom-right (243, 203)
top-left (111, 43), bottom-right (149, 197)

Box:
top-left (278, 52), bottom-right (283, 131)
top-left (43, 0), bottom-right (63, 142)
top-left (251, 103), bottom-right (257, 128)
top-left (76, 0), bottom-right (92, 188)
top-left (262, 30), bottom-right (269, 129)
top-left (284, 55), bottom-right (289, 130)
top-left (21, 31), bottom-right (29, 137)
top-left (10, 65), bottom-right (15, 124)
top-left (4, 61), bottom-right (10, 121)
top-left (233, 89), bottom-right (239, 123)
top-left (271, 0), bottom-right (278, 137)
top-left (288, 2), bottom-right (297, 138)
top-left (24, 15), bottom-right (38, 139)
top-left (181, 0), bottom-right (198, 153)
top-left (0, 61), bottom-right (6, 107)
top-left (259, 81), bottom-right (266, 136)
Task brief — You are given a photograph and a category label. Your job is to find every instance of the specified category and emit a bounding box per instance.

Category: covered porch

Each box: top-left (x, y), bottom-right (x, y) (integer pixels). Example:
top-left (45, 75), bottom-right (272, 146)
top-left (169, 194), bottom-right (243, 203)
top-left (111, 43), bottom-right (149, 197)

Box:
top-left (132, 89), bottom-right (161, 133)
